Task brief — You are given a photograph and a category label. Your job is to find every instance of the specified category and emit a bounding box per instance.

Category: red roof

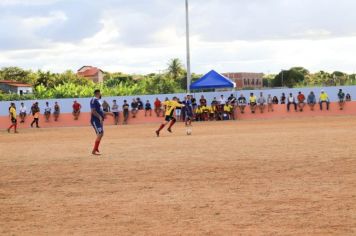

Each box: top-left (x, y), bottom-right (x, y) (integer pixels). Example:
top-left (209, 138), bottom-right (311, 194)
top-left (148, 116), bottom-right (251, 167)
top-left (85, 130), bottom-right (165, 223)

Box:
top-left (77, 66), bottom-right (103, 77)
top-left (0, 80), bottom-right (32, 87)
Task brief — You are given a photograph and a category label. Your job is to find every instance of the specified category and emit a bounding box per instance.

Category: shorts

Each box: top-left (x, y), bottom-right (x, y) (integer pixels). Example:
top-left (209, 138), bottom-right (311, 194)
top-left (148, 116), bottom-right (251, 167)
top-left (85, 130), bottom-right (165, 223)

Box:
top-left (54, 111), bottom-right (60, 115)
top-left (165, 115), bottom-right (175, 122)
top-left (113, 112), bottom-right (119, 117)
top-left (339, 99), bottom-right (345, 103)
top-left (11, 118), bottom-right (17, 124)
top-left (45, 111), bottom-right (51, 115)
top-left (250, 102), bottom-right (257, 106)
top-left (20, 112), bottom-right (26, 116)
top-left (91, 119), bottom-right (104, 135)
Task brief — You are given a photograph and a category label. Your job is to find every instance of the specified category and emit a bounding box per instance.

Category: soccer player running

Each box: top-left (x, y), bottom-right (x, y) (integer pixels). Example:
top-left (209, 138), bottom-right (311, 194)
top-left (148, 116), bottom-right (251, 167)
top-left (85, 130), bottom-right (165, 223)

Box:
top-left (90, 89), bottom-right (106, 155)
top-left (155, 96), bottom-right (184, 137)
top-left (8, 103), bottom-right (18, 133)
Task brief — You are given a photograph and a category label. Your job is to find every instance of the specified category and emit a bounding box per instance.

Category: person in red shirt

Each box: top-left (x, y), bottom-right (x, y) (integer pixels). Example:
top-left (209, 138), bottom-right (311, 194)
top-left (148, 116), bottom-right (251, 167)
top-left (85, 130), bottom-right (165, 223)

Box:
top-left (297, 92), bottom-right (306, 112)
top-left (154, 98), bottom-right (162, 117)
top-left (72, 100), bottom-right (82, 120)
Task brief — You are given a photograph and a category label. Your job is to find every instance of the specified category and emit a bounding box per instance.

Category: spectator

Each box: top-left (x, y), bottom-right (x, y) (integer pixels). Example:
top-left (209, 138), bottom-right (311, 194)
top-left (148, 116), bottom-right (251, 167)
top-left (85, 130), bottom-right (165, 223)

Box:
top-left (202, 105), bottom-right (210, 121)
top-left (19, 102), bottom-right (27, 123)
top-left (112, 100), bottom-right (119, 125)
top-left (319, 90), bottom-right (330, 111)
top-left (31, 102), bottom-right (40, 128)
top-left (280, 93), bottom-right (286, 104)
top-left (228, 93), bottom-right (237, 105)
top-left (195, 105), bottom-right (203, 121)
top-left (154, 98), bottom-right (162, 117)
top-left (219, 95), bottom-right (226, 105)
top-left (249, 93), bottom-right (257, 114)
top-left (211, 97), bottom-right (218, 106)
top-left (53, 102), bottom-right (60, 122)
top-left (145, 100), bottom-right (152, 117)
top-left (44, 102), bottom-right (51, 122)
top-left (224, 102), bottom-right (234, 120)
top-left (137, 98), bottom-right (144, 110)
top-left (191, 96), bottom-right (197, 110)
top-left (287, 93), bottom-right (297, 112)
top-left (200, 95), bottom-right (207, 106)
top-left (257, 92), bottom-right (266, 113)
top-left (237, 94), bottom-right (247, 114)
top-left (297, 92), bottom-right (306, 112)
top-left (346, 93), bottom-right (352, 102)
top-left (122, 100), bottom-right (130, 125)
top-left (272, 96), bottom-right (279, 104)
top-left (102, 100), bottom-right (110, 113)
top-left (131, 98), bottom-right (138, 118)
top-left (338, 89), bottom-right (346, 110)
top-left (72, 100), bottom-right (81, 120)
top-left (267, 94), bottom-right (274, 112)
top-left (307, 91), bottom-right (316, 111)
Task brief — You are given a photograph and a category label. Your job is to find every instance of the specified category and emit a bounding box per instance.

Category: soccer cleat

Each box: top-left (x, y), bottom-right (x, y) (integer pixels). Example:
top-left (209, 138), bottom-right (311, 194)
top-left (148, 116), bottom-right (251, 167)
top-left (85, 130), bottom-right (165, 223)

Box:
top-left (92, 150), bottom-right (101, 156)
top-left (155, 130), bottom-right (160, 137)
top-left (167, 128), bottom-right (172, 133)
top-left (7, 129), bottom-right (10, 133)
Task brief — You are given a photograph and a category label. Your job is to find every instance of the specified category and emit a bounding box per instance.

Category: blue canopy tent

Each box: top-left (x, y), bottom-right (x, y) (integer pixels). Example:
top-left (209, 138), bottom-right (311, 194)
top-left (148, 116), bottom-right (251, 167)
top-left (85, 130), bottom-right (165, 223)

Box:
top-left (190, 70), bottom-right (236, 90)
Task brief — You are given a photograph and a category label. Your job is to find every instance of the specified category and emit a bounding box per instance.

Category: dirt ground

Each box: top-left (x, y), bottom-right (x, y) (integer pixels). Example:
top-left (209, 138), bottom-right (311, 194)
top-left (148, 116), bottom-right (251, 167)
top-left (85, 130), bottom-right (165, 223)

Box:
top-left (0, 116), bottom-right (355, 235)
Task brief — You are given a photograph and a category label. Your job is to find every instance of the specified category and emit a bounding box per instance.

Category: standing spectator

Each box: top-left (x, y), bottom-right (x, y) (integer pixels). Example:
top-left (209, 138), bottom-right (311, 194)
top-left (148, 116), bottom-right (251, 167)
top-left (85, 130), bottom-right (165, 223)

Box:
top-left (19, 102), bottom-right (27, 123)
top-left (297, 92), bottom-right (306, 112)
top-left (53, 102), bottom-right (60, 122)
top-left (287, 93), bottom-right (297, 112)
top-left (102, 100), bottom-right (110, 113)
top-left (319, 90), bottom-right (330, 111)
top-left (211, 97), bottom-right (218, 106)
top-left (267, 94), bottom-right (274, 112)
top-left (200, 95), bottom-right (207, 106)
top-left (131, 98), bottom-right (138, 118)
top-left (307, 91), bottom-right (316, 111)
top-left (219, 95), bottom-right (226, 105)
top-left (44, 102), bottom-right (51, 122)
top-left (154, 98), bottom-right (162, 117)
top-left (175, 98), bottom-right (182, 121)
top-left (145, 100), bottom-right (152, 117)
top-left (346, 93), bottom-right (352, 102)
top-left (338, 89), bottom-right (346, 110)
top-left (137, 98), bottom-right (144, 110)
top-left (191, 96), bottom-right (197, 111)
top-left (72, 100), bottom-right (81, 120)
top-left (257, 92), bottom-right (266, 113)
top-left (272, 96), bottom-right (279, 104)
top-left (228, 93), bottom-right (237, 105)
top-left (280, 93), bottom-right (286, 104)
top-left (112, 100), bottom-right (119, 125)
top-left (7, 103), bottom-right (18, 133)
top-left (122, 100), bottom-right (130, 125)
top-left (249, 93), bottom-right (257, 114)
top-left (237, 94), bottom-right (247, 114)
top-left (31, 102), bottom-right (40, 128)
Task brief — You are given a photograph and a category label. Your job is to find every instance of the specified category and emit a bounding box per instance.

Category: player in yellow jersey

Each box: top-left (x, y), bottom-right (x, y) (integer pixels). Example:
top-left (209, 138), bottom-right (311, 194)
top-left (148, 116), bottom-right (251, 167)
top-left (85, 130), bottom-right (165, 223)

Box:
top-left (7, 103), bottom-right (18, 133)
top-left (155, 97), bottom-right (184, 137)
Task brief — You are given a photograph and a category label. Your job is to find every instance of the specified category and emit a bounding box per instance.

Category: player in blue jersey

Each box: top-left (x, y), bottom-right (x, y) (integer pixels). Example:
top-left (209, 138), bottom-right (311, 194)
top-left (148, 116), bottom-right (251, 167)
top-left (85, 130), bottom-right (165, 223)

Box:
top-left (90, 89), bottom-right (106, 155)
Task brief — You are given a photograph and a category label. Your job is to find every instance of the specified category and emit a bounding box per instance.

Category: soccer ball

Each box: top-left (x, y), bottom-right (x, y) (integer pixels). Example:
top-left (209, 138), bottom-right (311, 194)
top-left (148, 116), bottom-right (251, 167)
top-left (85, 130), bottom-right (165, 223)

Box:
top-left (186, 128), bottom-right (192, 135)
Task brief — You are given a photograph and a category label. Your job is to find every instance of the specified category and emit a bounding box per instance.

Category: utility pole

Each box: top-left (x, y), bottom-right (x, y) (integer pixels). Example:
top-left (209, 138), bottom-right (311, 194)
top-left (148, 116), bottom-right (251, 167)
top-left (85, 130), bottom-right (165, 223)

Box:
top-left (185, 0), bottom-right (192, 93)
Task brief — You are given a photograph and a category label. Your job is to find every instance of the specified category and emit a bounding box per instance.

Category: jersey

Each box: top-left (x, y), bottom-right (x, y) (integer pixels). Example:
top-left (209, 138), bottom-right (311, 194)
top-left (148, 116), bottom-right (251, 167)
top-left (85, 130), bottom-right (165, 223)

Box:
top-left (163, 100), bottom-right (183, 117)
top-left (9, 107), bottom-right (16, 119)
top-left (90, 98), bottom-right (104, 122)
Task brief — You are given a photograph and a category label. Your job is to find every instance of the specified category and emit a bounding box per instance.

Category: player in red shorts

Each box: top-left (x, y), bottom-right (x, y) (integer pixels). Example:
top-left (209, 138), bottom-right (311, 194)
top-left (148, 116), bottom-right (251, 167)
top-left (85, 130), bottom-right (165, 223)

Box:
top-left (155, 97), bottom-right (184, 137)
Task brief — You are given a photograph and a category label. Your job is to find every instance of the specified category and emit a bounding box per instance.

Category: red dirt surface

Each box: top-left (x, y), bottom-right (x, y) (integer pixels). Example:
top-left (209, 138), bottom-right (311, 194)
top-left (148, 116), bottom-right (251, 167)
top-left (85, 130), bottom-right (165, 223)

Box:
top-left (0, 116), bottom-right (355, 235)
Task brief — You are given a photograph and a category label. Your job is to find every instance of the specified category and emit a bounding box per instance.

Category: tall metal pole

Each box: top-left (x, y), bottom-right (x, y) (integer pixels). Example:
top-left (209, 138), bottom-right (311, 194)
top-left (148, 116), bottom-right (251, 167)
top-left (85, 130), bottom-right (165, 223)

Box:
top-left (185, 0), bottom-right (192, 93)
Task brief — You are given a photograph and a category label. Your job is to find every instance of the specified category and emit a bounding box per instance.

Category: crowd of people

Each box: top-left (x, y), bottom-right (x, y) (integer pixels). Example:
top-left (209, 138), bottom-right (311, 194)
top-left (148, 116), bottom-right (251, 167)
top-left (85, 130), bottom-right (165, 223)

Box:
top-left (5, 89), bottom-right (353, 133)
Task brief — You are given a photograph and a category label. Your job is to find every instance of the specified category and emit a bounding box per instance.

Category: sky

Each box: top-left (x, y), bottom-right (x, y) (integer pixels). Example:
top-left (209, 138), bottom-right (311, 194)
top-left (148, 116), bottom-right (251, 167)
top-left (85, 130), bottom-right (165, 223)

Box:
top-left (0, 0), bottom-right (356, 74)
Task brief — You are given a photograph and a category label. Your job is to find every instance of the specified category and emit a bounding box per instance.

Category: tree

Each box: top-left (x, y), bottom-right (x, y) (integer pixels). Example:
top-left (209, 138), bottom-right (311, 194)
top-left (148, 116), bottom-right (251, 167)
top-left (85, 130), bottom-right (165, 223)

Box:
top-left (0, 67), bottom-right (32, 83)
top-left (273, 68), bottom-right (305, 88)
top-left (167, 58), bottom-right (185, 81)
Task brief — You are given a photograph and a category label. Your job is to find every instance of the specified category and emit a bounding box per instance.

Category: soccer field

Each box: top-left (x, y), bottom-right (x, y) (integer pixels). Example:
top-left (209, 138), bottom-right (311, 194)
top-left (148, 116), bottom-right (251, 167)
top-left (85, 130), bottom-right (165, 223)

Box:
top-left (1, 117), bottom-right (355, 235)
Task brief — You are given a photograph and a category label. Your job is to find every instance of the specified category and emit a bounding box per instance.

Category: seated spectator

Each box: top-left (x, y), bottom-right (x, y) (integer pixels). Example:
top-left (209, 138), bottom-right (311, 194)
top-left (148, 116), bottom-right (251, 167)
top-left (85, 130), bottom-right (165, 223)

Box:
top-left (280, 93), bottom-right (286, 104)
top-left (338, 89), bottom-right (346, 110)
top-left (207, 105), bottom-right (215, 121)
top-left (237, 94), bottom-right (247, 114)
top-left (72, 100), bottom-right (81, 120)
top-left (346, 93), bottom-right (352, 102)
top-left (154, 98), bottom-right (162, 117)
top-left (137, 98), bottom-right (144, 110)
top-left (112, 100), bottom-right (119, 125)
top-left (102, 100), bottom-right (110, 112)
top-left (307, 91), bottom-right (316, 111)
top-left (131, 98), bottom-right (138, 118)
top-left (195, 105), bottom-right (203, 121)
top-left (297, 92), bottom-right (306, 112)
top-left (249, 93), bottom-right (257, 114)
top-left (216, 103), bottom-right (224, 120)
top-left (267, 94), bottom-right (274, 112)
top-left (224, 103), bottom-right (234, 120)
top-left (145, 100), bottom-right (152, 117)
top-left (287, 93), bottom-right (297, 112)
top-left (53, 102), bottom-right (60, 122)
top-left (44, 102), bottom-right (51, 122)
top-left (19, 102), bottom-right (27, 123)
top-left (200, 95), bottom-right (207, 106)
top-left (272, 96), bottom-right (279, 104)
top-left (257, 92), bottom-right (266, 113)
top-left (319, 90), bottom-right (330, 111)
top-left (122, 100), bottom-right (130, 125)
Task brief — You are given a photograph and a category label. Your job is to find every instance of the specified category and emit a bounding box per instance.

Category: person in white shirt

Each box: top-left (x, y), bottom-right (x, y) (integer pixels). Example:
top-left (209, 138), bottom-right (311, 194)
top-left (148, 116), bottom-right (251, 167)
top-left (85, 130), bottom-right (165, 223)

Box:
top-left (287, 93), bottom-right (297, 112)
top-left (267, 94), bottom-right (274, 112)
top-left (112, 100), bottom-right (119, 125)
top-left (257, 92), bottom-right (266, 113)
top-left (19, 102), bottom-right (27, 123)
top-left (44, 102), bottom-right (52, 122)
top-left (219, 95), bottom-right (226, 105)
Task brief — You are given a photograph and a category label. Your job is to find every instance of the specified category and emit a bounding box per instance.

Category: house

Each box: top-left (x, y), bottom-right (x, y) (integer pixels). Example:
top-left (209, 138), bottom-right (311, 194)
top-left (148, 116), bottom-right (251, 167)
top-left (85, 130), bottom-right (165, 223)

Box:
top-left (77, 66), bottom-right (104, 83)
top-left (0, 80), bottom-right (33, 95)
top-left (223, 72), bottom-right (264, 89)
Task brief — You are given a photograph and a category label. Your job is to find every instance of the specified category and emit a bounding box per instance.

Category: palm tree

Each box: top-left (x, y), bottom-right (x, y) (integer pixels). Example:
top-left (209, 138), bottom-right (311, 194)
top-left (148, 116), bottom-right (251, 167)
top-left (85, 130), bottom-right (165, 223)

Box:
top-left (167, 58), bottom-right (185, 80)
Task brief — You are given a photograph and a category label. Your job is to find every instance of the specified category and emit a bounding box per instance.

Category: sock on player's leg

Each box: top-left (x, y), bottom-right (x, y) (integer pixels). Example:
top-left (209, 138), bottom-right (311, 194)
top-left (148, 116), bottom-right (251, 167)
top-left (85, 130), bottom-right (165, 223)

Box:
top-left (93, 140), bottom-right (101, 152)
top-left (168, 119), bottom-right (176, 129)
top-left (157, 124), bottom-right (165, 132)
top-left (14, 124), bottom-right (17, 132)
